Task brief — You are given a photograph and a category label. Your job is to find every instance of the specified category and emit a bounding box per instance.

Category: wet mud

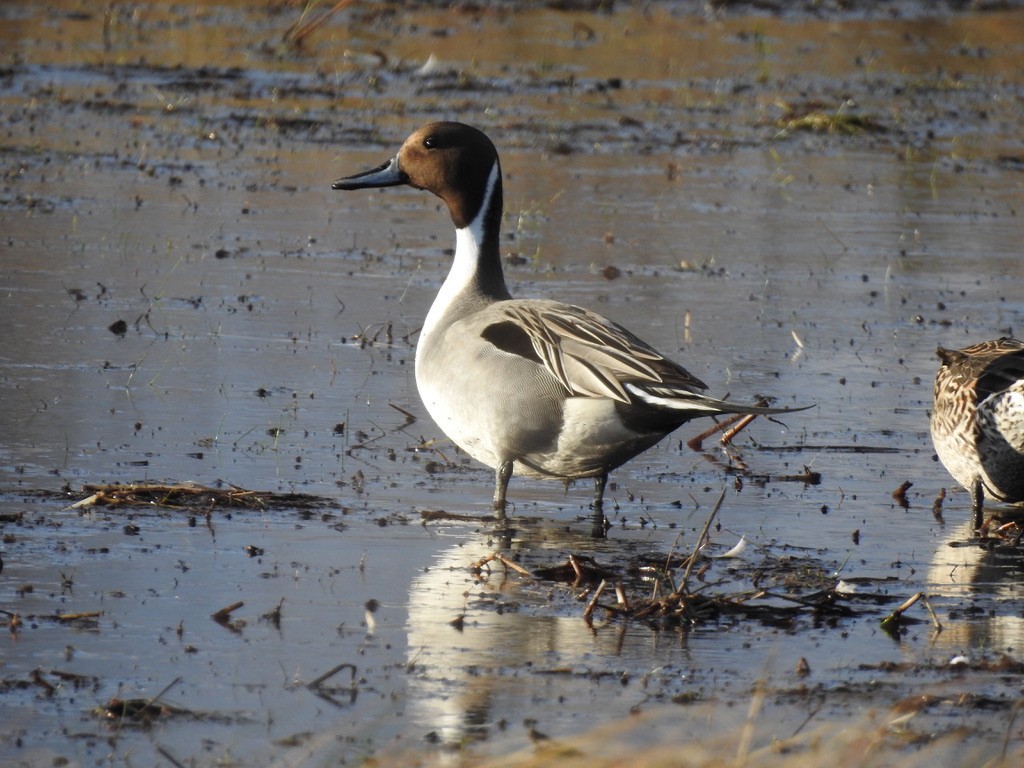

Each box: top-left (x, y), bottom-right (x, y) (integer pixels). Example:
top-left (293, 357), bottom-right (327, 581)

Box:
top-left (3, 1), bottom-right (1024, 765)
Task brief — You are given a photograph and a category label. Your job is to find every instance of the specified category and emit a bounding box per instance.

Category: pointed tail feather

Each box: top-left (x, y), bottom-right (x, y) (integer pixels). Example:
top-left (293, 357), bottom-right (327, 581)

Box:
top-left (700, 398), bottom-right (813, 417)
top-left (625, 383), bottom-right (811, 417)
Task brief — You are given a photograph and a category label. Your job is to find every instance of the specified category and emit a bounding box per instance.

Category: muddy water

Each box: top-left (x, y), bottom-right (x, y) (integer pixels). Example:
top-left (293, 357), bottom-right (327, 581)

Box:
top-left (2, 2), bottom-right (1024, 766)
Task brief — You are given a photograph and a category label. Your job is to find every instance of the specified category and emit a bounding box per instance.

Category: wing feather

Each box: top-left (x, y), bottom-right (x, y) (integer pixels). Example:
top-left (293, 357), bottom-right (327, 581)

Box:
top-left (491, 302), bottom-right (705, 404)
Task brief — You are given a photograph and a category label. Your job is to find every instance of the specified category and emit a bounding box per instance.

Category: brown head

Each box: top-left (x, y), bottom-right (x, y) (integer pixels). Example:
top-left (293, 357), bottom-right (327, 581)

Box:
top-left (333, 122), bottom-right (501, 230)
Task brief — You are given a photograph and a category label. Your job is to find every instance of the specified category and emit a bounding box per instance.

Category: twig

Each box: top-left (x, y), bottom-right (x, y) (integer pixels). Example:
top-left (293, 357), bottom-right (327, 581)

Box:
top-left (880, 591), bottom-right (923, 632)
top-left (687, 414), bottom-right (746, 451)
top-left (211, 601), bottom-right (244, 623)
top-left (470, 552), bottom-right (532, 578)
top-left (470, 553), bottom-right (497, 573)
top-left (660, 530), bottom-right (686, 596)
top-left (583, 580), bottom-right (607, 624)
top-left (49, 669), bottom-right (95, 684)
top-left (495, 553), bottom-right (533, 577)
top-left (678, 489), bottom-right (727, 595)
top-left (772, 467), bottom-right (822, 484)
top-left (569, 554), bottom-right (584, 583)
top-left (70, 493), bottom-right (101, 509)
top-left (720, 413), bottom-right (758, 445)
top-left (388, 402), bottom-right (417, 427)
top-left (147, 677), bottom-right (185, 711)
top-left (920, 593), bottom-right (943, 632)
top-left (156, 746), bottom-right (188, 768)
top-left (614, 583), bottom-right (629, 610)
top-left (790, 703), bottom-right (824, 738)
top-left (308, 662), bottom-right (357, 690)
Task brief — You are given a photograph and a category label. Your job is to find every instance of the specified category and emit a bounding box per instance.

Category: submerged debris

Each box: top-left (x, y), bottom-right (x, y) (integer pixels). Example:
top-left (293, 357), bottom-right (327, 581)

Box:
top-left (1, 607), bottom-right (101, 632)
top-left (467, 492), bottom-right (902, 633)
top-left (95, 678), bottom-right (189, 726)
top-left (71, 482), bottom-right (331, 512)
top-left (97, 697), bottom-right (190, 724)
top-left (470, 541), bottom-right (893, 631)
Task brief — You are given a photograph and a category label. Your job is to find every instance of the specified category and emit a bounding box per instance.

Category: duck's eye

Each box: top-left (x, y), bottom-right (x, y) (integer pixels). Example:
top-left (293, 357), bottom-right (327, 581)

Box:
top-left (423, 136), bottom-right (437, 149)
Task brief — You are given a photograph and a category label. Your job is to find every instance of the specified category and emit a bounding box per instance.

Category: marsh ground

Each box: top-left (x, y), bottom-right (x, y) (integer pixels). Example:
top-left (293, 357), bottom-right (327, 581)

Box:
top-left (2, 2), bottom-right (1024, 765)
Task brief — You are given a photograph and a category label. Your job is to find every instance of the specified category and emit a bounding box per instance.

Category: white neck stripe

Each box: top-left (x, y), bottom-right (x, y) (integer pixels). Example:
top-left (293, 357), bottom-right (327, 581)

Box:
top-left (420, 162), bottom-right (499, 345)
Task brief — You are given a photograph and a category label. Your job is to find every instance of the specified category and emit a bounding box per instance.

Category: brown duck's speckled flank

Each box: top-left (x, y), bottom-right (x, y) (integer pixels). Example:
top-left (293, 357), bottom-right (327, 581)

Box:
top-left (931, 337), bottom-right (1024, 528)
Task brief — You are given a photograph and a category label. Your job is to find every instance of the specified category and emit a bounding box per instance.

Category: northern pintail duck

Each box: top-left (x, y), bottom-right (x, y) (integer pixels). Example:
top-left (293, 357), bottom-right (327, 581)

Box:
top-left (334, 122), bottom-right (805, 520)
top-left (931, 337), bottom-right (1024, 529)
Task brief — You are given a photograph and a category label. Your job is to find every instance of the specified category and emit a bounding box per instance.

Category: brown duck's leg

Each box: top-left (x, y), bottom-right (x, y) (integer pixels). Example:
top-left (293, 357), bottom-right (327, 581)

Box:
top-left (971, 478), bottom-right (984, 531)
top-left (492, 460), bottom-right (514, 518)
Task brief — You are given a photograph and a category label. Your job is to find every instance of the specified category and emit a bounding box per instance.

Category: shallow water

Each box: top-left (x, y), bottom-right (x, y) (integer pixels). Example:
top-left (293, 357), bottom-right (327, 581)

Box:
top-left (2, 2), bottom-right (1024, 765)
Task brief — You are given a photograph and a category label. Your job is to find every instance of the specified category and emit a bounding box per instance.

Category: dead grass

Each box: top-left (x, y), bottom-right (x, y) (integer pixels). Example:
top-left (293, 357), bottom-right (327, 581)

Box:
top-left (773, 100), bottom-right (887, 137)
top-left (362, 697), bottom-right (1024, 768)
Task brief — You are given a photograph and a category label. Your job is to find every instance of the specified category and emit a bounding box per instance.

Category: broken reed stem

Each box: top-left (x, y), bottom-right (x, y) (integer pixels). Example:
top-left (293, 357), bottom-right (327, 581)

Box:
top-left (880, 591), bottom-right (924, 631)
top-left (470, 553), bottom-right (496, 573)
top-left (719, 413), bottom-right (758, 445)
top-left (661, 530), bottom-right (686, 595)
top-left (894, 591), bottom-right (923, 614)
top-left (686, 414), bottom-right (745, 451)
top-left (308, 662), bottom-right (357, 690)
top-left (583, 580), bottom-right (607, 624)
top-left (495, 553), bottom-right (532, 577)
top-left (678, 488), bottom-right (727, 596)
top-left (921, 593), bottom-right (943, 632)
top-left (569, 555), bottom-right (583, 582)
top-left (614, 583), bottom-right (629, 610)
top-left (211, 601), bottom-right (244, 622)
top-left (470, 552), bottom-right (533, 578)
top-left (388, 402), bottom-right (417, 426)
top-left (148, 677), bottom-right (184, 707)
top-left (687, 399), bottom-right (768, 450)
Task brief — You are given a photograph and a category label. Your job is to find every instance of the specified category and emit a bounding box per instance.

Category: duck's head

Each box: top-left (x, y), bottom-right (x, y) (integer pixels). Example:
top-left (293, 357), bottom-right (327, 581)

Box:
top-left (333, 122), bottom-right (501, 230)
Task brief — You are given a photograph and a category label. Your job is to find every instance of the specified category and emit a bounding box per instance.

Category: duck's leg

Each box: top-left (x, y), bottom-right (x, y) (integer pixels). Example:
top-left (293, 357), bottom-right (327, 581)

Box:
top-left (590, 473), bottom-right (610, 537)
top-left (971, 478), bottom-right (984, 531)
top-left (492, 460), bottom-right (514, 518)
top-left (593, 473), bottom-right (608, 510)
